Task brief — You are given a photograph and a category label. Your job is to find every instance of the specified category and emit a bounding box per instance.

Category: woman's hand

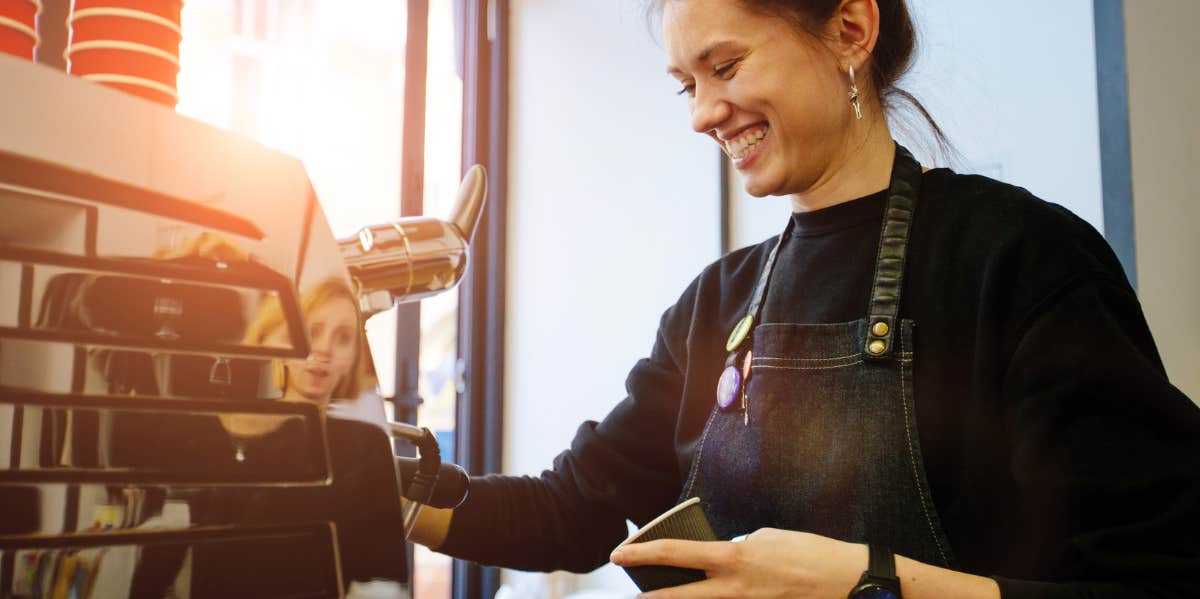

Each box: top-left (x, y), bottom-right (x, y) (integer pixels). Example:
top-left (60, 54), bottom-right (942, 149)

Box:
top-left (609, 528), bottom-right (865, 598)
top-left (610, 528), bottom-right (1002, 599)
top-left (405, 500), bottom-right (454, 550)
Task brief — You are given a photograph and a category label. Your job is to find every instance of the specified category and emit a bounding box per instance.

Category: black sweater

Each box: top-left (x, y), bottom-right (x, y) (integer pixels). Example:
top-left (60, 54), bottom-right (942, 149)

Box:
top-left (441, 170), bottom-right (1200, 598)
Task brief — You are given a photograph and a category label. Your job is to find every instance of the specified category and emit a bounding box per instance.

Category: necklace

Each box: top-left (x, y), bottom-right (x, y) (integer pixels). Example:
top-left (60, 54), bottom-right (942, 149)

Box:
top-left (716, 218), bottom-right (794, 427)
top-left (715, 143), bottom-right (920, 425)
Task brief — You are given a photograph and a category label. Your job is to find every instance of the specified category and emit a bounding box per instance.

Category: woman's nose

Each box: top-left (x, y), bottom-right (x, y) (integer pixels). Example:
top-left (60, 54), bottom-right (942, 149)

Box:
top-left (690, 85), bottom-right (732, 134)
top-left (310, 332), bottom-right (333, 356)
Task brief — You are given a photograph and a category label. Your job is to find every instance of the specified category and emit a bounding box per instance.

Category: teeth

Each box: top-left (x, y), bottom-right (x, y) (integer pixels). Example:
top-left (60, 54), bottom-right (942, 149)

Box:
top-left (726, 126), bottom-right (767, 160)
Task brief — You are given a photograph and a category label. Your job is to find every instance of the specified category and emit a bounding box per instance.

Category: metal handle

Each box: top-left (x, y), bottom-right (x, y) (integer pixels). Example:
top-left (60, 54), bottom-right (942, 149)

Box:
top-left (387, 421), bottom-right (442, 539)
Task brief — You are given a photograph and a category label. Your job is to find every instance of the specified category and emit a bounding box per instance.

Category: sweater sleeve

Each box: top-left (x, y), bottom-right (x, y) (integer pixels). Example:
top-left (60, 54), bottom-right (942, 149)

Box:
top-left (991, 275), bottom-right (1200, 599)
top-left (437, 281), bottom-right (698, 573)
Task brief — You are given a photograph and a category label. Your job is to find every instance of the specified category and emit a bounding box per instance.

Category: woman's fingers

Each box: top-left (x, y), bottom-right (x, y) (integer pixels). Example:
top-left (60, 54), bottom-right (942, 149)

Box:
top-left (611, 539), bottom-right (738, 571)
top-left (637, 576), bottom-right (744, 599)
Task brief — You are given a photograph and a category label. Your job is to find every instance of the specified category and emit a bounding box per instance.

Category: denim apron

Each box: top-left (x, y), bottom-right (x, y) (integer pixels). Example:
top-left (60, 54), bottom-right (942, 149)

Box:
top-left (681, 145), bottom-right (956, 569)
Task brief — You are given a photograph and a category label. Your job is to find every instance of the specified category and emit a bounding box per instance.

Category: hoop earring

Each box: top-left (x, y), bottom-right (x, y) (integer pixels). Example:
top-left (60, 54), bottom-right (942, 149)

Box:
top-left (848, 65), bottom-right (863, 121)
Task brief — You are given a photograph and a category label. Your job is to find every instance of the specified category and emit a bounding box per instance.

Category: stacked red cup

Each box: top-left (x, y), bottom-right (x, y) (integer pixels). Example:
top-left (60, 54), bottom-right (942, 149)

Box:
top-left (66, 0), bottom-right (183, 107)
top-left (0, 0), bottom-right (39, 60)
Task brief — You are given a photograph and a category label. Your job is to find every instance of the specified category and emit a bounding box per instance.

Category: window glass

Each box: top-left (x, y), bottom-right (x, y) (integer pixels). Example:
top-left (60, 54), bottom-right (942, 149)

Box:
top-left (177, 3), bottom-right (461, 597)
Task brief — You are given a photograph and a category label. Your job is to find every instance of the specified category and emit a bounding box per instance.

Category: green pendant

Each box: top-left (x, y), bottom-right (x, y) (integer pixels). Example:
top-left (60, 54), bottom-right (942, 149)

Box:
top-left (725, 314), bottom-right (754, 352)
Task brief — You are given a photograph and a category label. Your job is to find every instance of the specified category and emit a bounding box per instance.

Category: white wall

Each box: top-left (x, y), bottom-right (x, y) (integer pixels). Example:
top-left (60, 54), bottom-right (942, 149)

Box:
top-left (504, 1), bottom-right (720, 595)
top-left (1124, 0), bottom-right (1200, 402)
top-left (730, 0), bottom-right (1106, 249)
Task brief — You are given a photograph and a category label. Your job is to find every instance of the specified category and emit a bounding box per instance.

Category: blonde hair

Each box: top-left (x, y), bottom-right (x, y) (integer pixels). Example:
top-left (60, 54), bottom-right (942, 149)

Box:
top-left (244, 277), bottom-right (369, 400)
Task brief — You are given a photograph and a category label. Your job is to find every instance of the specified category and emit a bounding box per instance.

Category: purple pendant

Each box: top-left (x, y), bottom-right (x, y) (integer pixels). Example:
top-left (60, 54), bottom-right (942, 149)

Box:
top-left (716, 365), bottom-right (742, 410)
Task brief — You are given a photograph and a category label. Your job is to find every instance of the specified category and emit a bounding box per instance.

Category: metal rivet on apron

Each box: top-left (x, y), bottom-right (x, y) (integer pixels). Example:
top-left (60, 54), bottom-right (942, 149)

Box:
top-left (872, 321), bottom-right (889, 337)
top-left (868, 339), bottom-right (886, 355)
top-left (726, 315), bottom-right (754, 352)
top-left (716, 365), bottom-right (742, 410)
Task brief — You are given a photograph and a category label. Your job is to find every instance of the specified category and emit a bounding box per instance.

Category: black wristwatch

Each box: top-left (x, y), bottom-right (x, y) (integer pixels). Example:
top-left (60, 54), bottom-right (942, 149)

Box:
top-left (847, 545), bottom-right (902, 599)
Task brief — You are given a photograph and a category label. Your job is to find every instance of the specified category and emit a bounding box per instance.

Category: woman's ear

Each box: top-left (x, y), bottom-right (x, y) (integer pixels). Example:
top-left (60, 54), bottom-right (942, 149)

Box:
top-left (833, 0), bottom-right (881, 70)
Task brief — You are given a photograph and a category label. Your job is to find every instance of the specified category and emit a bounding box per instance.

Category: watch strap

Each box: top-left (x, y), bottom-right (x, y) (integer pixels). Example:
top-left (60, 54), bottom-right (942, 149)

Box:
top-left (849, 545), bottom-right (902, 599)
top-left (868, 544), bottom-right (896, 579)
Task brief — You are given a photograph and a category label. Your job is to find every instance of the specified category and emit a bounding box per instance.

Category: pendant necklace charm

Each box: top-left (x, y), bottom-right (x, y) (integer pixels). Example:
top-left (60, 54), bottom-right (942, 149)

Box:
top-left (726, 315), bottom-right (754, 352)
top-left (716, 219), bottom-right (790, 416)
top-left (718, 314), bottom-right (755, 411)
top-left (716, 363), bottom-right (742, 411)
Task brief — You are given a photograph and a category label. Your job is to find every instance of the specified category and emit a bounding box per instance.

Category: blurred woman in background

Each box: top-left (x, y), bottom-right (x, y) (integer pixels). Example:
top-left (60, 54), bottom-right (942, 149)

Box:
top-left (246, 277), bottom-right (368, 405)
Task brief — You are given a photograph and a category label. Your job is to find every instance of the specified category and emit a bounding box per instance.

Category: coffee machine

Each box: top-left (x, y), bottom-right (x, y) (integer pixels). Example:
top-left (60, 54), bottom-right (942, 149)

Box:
top-left (0, 53), bottom-right (480, 598)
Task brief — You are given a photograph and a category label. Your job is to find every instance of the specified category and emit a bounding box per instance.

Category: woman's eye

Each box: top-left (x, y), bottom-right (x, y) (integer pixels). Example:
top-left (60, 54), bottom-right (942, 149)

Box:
top-left (714, 60), bottom-right (738, 79)
top-left (675, 82), bottom-right (695, 96)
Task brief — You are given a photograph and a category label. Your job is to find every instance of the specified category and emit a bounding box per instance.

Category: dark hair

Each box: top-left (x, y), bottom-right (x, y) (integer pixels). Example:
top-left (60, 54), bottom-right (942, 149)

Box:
top-left (647, 0), bottom-right (955, 165)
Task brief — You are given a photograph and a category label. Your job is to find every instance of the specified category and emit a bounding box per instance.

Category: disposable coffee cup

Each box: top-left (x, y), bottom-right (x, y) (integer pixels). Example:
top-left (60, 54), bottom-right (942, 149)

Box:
top-left (72, 0), bottom-right (181, 22)
top-left (0, 0), bottom-right (39, 29)
top-left (80, 73), bottom-right (178, 107)
top-left (0, 15), bottom-right (36, 59)
top-left (617, 497), bottom-right (719, 592)
top-left (67, 39), bottom-right (180, 82)
top-left (69, 8), bottom-right (183, 49)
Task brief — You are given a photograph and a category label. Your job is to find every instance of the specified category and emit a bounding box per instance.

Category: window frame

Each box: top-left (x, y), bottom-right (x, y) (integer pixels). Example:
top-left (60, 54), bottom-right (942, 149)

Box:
top-left (451, 0), bottom-right (508, 597)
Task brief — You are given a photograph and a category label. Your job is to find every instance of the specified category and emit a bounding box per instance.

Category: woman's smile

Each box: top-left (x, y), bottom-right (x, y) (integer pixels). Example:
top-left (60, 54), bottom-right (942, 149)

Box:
top-left (302, 362), bottom-right (331, 386)
top-left (722, 123), bottom-right (770, 169)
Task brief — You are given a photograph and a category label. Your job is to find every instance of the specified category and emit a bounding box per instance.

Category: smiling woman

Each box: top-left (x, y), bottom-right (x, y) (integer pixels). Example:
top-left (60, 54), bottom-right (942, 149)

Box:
top-left (413, 2), bottom-right (1200, 598)
top-left (659, 0), bottom-right (946, 209)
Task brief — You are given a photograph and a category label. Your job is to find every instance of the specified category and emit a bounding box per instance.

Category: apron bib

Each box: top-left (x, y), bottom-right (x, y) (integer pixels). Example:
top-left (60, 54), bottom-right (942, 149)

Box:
top-left (681, 145), bottom-right (956, 569)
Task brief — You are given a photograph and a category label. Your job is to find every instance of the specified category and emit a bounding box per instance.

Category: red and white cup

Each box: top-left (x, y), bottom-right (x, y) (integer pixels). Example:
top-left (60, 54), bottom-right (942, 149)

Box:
top-left (67, 39), bottom-right (179, 84)
top-left (0, 0), bottom-right (39, 60)
top-left (68, 6), bottom-right (182, 49)
top-left (0, 0), bottom-right (38, 27)
top-left (71, 0), bottom-right (181, 22)
top-left (66, 2), bottom-right (183, 107)
top-left (78, 73), bottom-right (178, 106)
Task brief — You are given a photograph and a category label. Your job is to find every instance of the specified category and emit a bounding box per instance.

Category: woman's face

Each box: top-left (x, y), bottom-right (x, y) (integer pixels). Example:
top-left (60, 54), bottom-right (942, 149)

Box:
top-left (265, 296), bottom-right (359, 404)
top-left (663, 0), bottom-right (849, 198)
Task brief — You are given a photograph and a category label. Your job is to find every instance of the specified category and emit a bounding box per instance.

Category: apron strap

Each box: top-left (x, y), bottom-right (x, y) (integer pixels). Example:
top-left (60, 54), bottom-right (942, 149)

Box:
top-left (864, 145), bottom-right (921, 361)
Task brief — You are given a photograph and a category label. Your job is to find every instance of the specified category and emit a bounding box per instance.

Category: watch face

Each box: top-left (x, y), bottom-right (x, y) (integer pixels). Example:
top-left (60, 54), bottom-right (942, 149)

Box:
top-left (854, 587), bottom-right (900, 599)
